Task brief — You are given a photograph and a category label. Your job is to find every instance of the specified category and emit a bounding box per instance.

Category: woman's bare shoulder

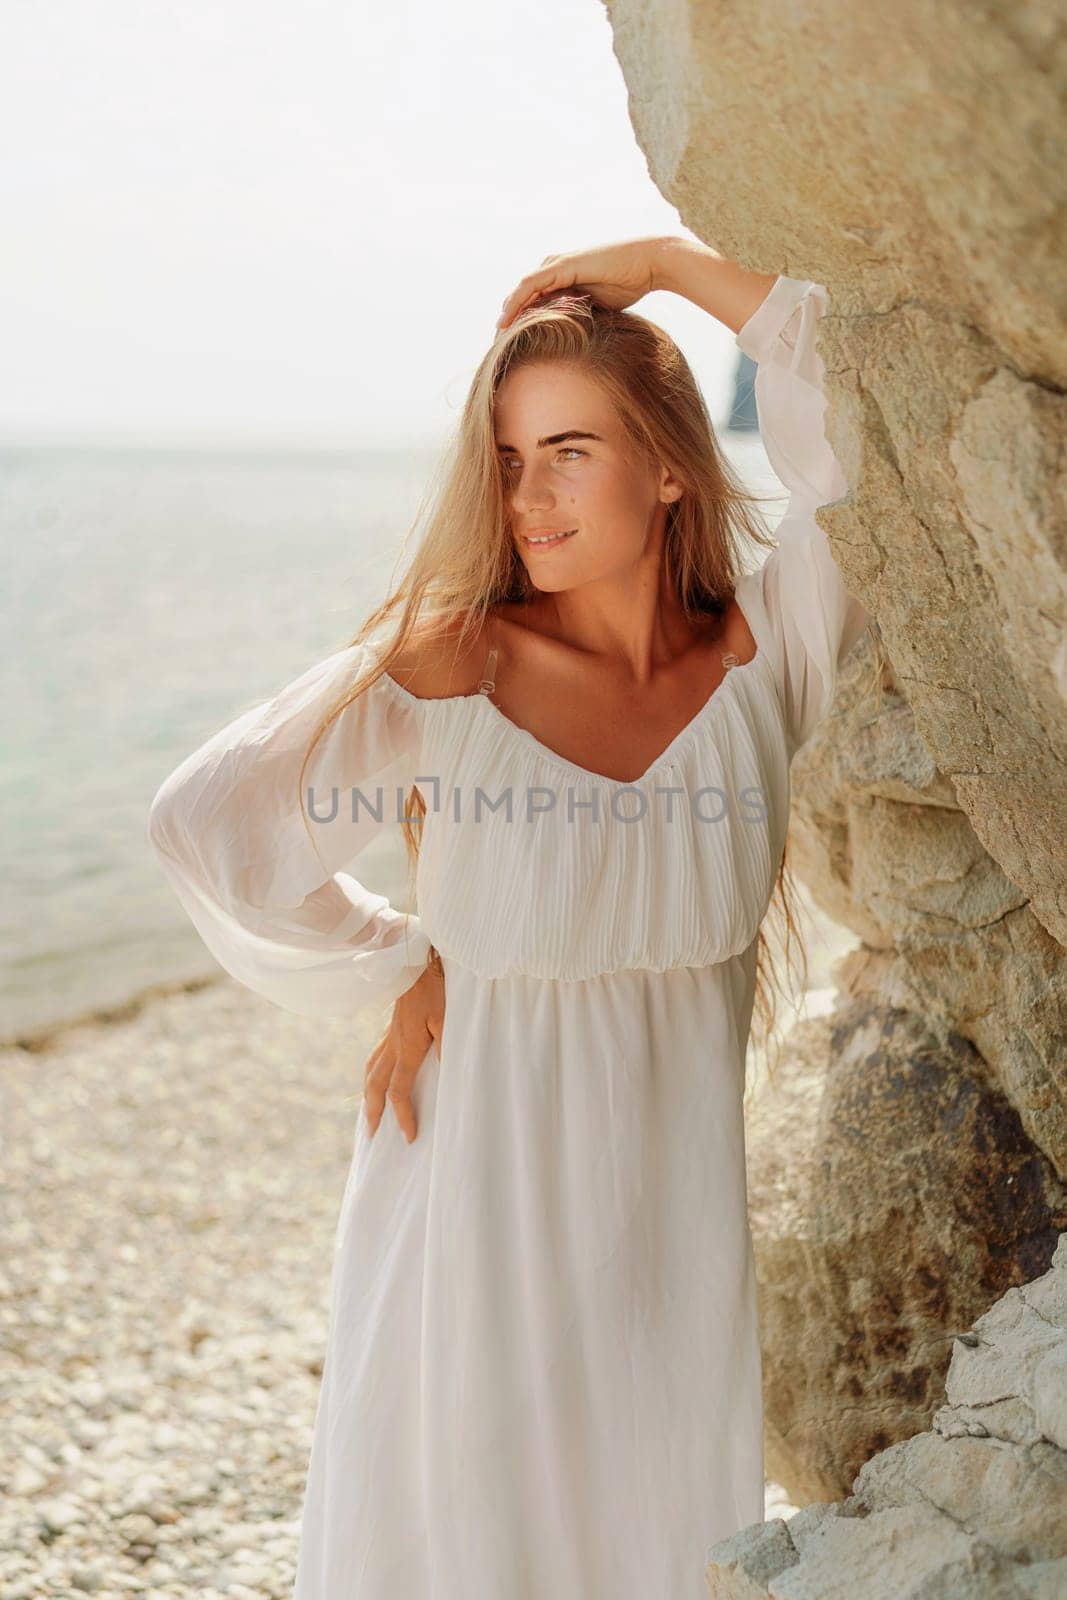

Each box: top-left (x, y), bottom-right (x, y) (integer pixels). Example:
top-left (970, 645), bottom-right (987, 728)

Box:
top-left (722, 594), bottom-right (758, 664)
top-left (383, 610), bottom-right (497, 700)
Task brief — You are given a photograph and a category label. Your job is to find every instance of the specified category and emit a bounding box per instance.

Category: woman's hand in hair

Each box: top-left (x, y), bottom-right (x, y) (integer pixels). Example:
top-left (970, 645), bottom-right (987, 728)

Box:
top-left (495, 235), bottom-right (674, 330)
top-left (361, 955), bottom-right (445, 1143)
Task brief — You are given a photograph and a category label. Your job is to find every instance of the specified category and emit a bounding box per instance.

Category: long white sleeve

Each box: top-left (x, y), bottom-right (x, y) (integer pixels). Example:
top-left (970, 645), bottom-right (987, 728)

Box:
top-left (147, 641), bottom-right (432, 1020)
top-left (735, 275), bottom-right (872, 754)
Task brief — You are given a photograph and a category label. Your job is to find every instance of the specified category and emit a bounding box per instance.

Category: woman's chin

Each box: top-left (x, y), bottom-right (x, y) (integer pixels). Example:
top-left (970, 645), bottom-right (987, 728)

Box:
top-left (525, 569), bottom-right (577, 593)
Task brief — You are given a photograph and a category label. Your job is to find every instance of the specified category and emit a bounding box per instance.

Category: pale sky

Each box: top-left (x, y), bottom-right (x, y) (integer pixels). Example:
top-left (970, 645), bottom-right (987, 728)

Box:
top-left (1, 0), bottom-right (744, 448)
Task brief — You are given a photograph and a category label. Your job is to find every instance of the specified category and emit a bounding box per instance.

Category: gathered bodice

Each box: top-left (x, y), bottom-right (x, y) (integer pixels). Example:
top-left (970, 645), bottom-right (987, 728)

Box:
top-left (373, 635), bottom-right (792, 982)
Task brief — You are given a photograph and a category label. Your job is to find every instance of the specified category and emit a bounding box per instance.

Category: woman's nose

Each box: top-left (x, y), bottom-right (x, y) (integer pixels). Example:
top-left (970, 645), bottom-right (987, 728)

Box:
top-left (510, 465), bottom-right (554, 513)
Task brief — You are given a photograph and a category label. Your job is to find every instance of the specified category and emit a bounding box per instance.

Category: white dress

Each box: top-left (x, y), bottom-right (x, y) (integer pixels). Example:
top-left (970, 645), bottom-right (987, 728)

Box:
top-left (147, 274), bottom-right (871, 1599)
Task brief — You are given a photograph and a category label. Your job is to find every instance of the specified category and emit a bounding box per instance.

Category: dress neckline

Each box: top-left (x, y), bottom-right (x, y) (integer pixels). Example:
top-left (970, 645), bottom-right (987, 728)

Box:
top-left (373, 601), bottom-right (768, 787)
top-left (468, 645), bottom-right (765, 786)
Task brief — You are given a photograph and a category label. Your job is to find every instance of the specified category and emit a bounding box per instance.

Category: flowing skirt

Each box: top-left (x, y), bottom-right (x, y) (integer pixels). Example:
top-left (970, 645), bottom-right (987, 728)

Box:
top-left (293, 958), bottom-right (764, 1599)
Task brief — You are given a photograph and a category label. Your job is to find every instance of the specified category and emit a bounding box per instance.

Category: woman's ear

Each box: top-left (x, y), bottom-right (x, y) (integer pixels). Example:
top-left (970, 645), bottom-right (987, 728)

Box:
top-left (658, 467), bottom-right (685, 505)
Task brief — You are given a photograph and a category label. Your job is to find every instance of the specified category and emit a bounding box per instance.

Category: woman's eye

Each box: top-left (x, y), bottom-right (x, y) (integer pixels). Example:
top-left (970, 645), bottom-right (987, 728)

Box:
top-left (500, 448), bottom-right (585, 470)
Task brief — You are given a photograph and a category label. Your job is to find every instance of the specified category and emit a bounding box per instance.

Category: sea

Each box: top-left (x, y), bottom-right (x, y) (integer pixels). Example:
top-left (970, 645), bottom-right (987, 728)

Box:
top-left (1, 432), bottom-right (785, 1042)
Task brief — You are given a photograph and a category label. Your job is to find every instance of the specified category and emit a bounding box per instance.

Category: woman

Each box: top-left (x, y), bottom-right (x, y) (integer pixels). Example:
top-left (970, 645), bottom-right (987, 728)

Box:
top-left (148, 234), bottom-right (872, 1598)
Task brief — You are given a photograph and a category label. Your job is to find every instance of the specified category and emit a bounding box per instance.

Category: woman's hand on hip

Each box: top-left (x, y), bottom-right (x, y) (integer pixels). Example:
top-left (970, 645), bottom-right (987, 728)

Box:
top-left (495, 235), bottom-right (674, 330)
top-left (362, 956), bottom-right (445, 1143)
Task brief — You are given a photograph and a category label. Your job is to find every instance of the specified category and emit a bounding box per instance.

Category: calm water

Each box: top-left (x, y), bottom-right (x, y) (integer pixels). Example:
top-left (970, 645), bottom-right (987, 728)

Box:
top-left (1, 435), bottom-right (781, 1041)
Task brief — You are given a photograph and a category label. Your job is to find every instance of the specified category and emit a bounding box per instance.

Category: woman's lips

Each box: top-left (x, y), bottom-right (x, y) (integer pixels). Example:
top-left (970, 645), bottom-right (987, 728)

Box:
top-left (523, 528), bottom-right (577, 550)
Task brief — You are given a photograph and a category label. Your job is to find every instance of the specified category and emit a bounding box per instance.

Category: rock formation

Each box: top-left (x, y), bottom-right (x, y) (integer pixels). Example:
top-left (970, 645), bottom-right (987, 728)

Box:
top-left (705, 1237), bottom-right (1067, 1597)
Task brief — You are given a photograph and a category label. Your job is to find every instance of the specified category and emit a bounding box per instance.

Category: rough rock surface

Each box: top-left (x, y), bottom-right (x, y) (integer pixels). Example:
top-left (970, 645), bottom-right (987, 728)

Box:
top-left (746, 987), bottom-right (1067, 1499)
top-left (704, 1235), bottom-right (1067, 1598)
top-left (605, 0), bottom-right (1067, 1506)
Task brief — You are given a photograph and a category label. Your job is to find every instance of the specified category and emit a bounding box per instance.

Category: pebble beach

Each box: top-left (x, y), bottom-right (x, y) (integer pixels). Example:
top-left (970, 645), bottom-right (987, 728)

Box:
top-left (1, 978), bottom-right (379, 1599)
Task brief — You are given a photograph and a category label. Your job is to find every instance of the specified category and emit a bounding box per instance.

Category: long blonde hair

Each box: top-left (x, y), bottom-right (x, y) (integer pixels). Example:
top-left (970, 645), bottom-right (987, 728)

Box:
top-left (299, 291), bottom-right (827, 1075)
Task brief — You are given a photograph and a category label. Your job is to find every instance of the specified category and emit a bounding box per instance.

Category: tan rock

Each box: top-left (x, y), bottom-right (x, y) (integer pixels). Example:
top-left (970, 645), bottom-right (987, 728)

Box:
top-left (745, 1010), bottom-right (1067, 1500)
top-left (705, 1240), bottom-right (1067, 1596)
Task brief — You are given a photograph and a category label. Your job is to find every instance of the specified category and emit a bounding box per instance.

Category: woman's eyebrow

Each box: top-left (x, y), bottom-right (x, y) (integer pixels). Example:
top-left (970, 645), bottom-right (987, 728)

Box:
top-left (495, 429), bottom-right (605, 452)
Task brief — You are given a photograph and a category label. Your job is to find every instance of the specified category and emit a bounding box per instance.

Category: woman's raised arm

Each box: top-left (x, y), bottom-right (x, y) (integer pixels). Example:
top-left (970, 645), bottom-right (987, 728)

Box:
top-left (731, 274), bottom-right (873, 754)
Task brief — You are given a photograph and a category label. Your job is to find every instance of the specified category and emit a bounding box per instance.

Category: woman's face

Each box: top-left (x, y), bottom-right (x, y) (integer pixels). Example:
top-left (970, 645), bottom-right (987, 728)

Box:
top-left (493, 360), bottom-right (681, 593)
